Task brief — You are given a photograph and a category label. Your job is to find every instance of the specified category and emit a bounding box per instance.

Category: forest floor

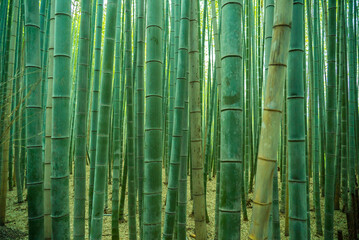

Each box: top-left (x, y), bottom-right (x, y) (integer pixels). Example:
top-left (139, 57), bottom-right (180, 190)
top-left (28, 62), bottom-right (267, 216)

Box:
top-left (3, 166), bottom-right (349, 239)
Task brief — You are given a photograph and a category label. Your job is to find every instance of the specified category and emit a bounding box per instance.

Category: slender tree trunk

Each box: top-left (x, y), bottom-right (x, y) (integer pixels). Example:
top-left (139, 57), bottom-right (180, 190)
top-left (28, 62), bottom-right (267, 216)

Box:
top-left (323, 0), bottom-right (337, 238)
top-left (177, 73), bottom-right (189, 239)
top-left (24, 0), bottom-right (44, 238)
top-left (111, 1), bottom-right (123, 239)
top-left (88, 1), bottom-right (103, 232)
top-left (0, 0), bottom-right (19, 226)
top-left (272, 164), bottom-right (281, 240)
top-left (90, 0), bottom-right (118, 238)
top-left (189, 0), bottom-right (207, 239)
top-left (124, 0), bottom-right (136, 239)
top-left (73, 0), bottom-right (91, 238)
top-left (143, 0), bottom-right (163, 238)
top-left (44, 0), bottom-right (55, 238)
top-left (135, 0), bottom-right (145, 237)
top-left (346, 0), bottom-right (358, 238)
top-left (287, 0), bottom-right (307, 237)
top-left (249, 0), bottom-right (293, 238)
top-left (51, 0), bottom-right (72, 238)
top-left (311, 0), bottom-right (323, 235)
top-left (14, 0), bottom-right (24, 205)
top-left (162, 0), bottom-right (190, 237)
top-left (218, 0), bottom-right (243, 238)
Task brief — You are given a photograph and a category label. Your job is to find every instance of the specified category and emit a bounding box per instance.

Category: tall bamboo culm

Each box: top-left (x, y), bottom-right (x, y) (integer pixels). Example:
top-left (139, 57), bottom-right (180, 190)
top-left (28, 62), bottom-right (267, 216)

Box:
top-left (249, 0), bottom-right (293, 238)
top-left (90, 0), bottom-right (118, 238)
top-left (189, 0), bottom-right (207, 239)
top-left (73, 0), bottom-right (91, 238)
top-left (0, 0), bottom-right (19, 227)
top-left (24, 0), bottom-right (44, 238)
top-left (323, 0), bottom-right (336, 238)
top-left (162, 0), bottom-right (190, 237)
top-left (51, 0), bottom-right (72, 238)
top-left (287, 0), bottom-right (307, 238)
top-left (218, 0), bottom-right (243, 238)
top-left (124, 0), bottom-right (137, 239)
top-left (88, 1), bottom-right (103, 232)
top-left (143, 0), bottom-right (163, 238)
top-left (111, 0), bottom-right (123, 239)
top-left (44, 0), bottom-right (55, 238)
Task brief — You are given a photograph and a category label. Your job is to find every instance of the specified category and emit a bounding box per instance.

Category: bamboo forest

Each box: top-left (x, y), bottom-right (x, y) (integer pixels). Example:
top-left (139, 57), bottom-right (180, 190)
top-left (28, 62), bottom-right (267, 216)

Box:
top-left (1, 0), bottom-right (359, 239)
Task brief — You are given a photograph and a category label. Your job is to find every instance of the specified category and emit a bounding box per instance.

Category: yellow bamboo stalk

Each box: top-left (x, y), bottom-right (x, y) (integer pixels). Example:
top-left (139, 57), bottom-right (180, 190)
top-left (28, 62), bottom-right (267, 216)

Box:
top-left (249, 0), bottom-right (293, 239)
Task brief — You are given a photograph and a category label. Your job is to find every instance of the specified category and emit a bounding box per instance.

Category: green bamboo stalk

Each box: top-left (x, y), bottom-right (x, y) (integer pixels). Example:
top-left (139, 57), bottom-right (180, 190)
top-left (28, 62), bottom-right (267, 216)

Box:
top-left (263, 0), bottom-right (274, 96)
top-left (44, 0), bottom-right (54, 238)
top-left (132, 2), bottom-right (139, 202)
top-left (0, 0), bottom-right (19, 225)
top-left (41, 4), bottom-right (51, 228)
top-left (177, 76), bottom-right (188, 240)
top-left (111, 0), bottom-right (122, 238)
top-left (303, 4), bottom-right (311, 239)
top-left (68, 7), bottom-right (81, 176)
top-left (323, 0), bottom-right (336, 238)
top-left (40, 0), bottom-right (50, 127)
top-left (124, 0), bottom-right (136, 238)
top-left (214, 0), bottom-right (222, 237)
top-left (136, 0), bottom-right (145, 236)
top-left (334, 2), bottom-right (343, 211)
top-left (117, 6), bottom-right (126, 187)
top-left (252, 0), bottom-right (259, 176)
top-left (346, 1), bottom-right (357, 237)
top-left (40, 0), bottom-right (47, 67)
top-left (254, 0), bottom-right (263, 160)
top-left (312, 0), bottom-right (323, 235)
top-left (8, 89), bottom-right (14, 193)
top-left (88, 0), bottom-right (103, 231)
top-left (162, 0), bottom-right (190, 237)
top-left (280, 93), bottom-right (287, 215)
top-left (0, 2), bottom-right (9, 81)
top-left (218, 0), bottom-right (243, 238)
top-left (88, 0), bottom-right (97, 103)
top-left (284, 153), bottom-right (289, 236)
top-left (24, 0), bottom-right (44, 237)
top-left (164, 0), bottom-right (173, 184)
top-left (272, 165), bottom-right (280, 240)
top-left (244, 0), bottom-right (250, 194)
top-left (0, 0), bottom-right (12, 94)
top-left (119, 145), bottom-right (128, 222)
top-left (318, 3), bottom-right (326, 199)
top-left (14, 0), bottom-right (24, 205)
top-left (252, 0), bottom-right (274, 194)
top-left (339, 0), bottom-right (348, 212)
top-left (90, 0), bottom-right (118, 238)
top-left (200, 0), bottom-right (208, 124)
top-left (244, 0), bottom-right (252, 212)
top-left (73, 0), bottom-right (91, 238)
top-left (200, 0), bottom-right (207, 82)
top-left (162, 0), bottom-right (170, 180)
top-left (189, 0), bottom-right (207, 238)
top-left (167, 0), bottom-right (180, 183)
top-left (204, 23), bottom-right (214, 222)
top-left (287, 0), bottom-right (307, 237)
top-left (248, 0), bottom-right (255, 198)
top-left (305, 0), bottom-right (314, 183)
top-left (19, 9), bottom-right (26, 189)
top-left (51, 0), bottom-right (72, 238)
top-left (143, 0), bottom-right (163, 238)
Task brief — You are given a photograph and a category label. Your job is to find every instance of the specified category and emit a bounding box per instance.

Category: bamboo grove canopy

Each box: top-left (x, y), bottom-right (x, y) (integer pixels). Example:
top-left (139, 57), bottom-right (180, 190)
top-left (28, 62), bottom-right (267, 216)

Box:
top-left (0, 0), bottom-right (358, 239)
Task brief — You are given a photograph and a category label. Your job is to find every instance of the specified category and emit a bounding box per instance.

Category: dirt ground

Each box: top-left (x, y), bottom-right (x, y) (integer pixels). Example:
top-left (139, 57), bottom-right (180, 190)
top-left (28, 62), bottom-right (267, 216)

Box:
top-left (3, 166), bottom-right (349, 239)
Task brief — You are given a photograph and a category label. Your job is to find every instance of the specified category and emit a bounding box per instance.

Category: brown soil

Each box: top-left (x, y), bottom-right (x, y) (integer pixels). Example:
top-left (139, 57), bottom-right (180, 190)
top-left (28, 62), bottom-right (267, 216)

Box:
top-left (4, 166), bottom-right (349, 239)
